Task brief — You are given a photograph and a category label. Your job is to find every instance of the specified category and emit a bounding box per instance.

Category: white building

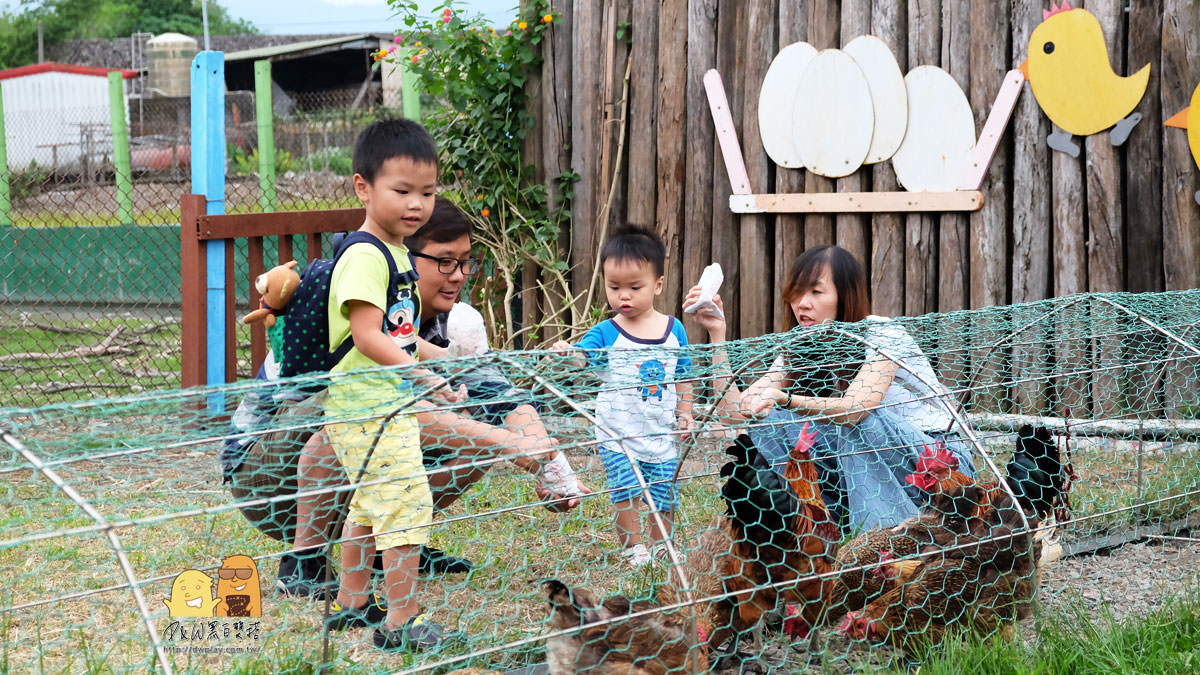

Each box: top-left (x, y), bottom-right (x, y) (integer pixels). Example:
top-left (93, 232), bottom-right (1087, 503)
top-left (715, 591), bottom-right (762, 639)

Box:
top-left (0, 62), bottom-right (138, 171)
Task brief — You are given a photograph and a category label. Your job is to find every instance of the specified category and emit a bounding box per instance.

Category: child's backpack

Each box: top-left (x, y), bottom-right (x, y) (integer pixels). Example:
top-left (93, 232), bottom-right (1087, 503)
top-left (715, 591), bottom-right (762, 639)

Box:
top-left (276, 231), bottom-right (403, 380)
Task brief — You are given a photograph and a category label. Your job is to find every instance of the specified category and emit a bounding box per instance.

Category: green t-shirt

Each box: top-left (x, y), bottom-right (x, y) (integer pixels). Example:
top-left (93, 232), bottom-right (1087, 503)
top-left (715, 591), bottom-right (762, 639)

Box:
top-left (324, 239), bottom-right (421, 416)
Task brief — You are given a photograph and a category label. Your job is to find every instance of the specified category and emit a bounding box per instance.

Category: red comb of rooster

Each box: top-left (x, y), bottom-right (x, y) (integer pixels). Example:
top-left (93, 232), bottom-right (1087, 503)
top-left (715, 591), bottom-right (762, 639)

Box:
top-left (914, 442), bottom-right (958, 472)
top-left (1043, 1), bottom-right (1071, 20)
top-left (791, 421), bottom-right (817, 457)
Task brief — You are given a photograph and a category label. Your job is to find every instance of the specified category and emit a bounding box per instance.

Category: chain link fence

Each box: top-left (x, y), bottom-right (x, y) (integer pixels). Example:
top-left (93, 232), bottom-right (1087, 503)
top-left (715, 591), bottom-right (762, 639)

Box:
top-left (0, 81), bottom-right (390, 407)
top-left (1, 292), bottom-right (1199, 673)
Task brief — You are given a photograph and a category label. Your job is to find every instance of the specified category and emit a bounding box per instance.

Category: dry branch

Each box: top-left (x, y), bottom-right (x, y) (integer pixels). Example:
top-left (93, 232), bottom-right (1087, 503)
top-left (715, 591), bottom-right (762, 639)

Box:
top-left (0, 327), bottom-right (129, 363)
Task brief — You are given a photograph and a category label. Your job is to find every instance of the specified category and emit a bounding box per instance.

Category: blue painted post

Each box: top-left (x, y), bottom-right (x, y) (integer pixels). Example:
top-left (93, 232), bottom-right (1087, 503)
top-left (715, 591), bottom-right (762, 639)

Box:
top-left (191, 51), bottom-right (226, 411)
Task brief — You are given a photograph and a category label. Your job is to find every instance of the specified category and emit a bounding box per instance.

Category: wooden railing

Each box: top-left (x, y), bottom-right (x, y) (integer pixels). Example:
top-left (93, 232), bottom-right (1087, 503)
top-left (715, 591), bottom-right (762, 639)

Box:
top-left (179, 194), bottom-right (364, 389)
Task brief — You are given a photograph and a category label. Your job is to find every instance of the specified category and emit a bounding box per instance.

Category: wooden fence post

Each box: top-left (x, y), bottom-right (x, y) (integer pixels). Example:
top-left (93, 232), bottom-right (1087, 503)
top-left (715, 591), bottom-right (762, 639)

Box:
top-left (683, 0), bottom-right (718, 346)
top-left (870, 0), bottom-right (906, 318)
top-left (1010, 2), bottom-right (1053, 415)
top-left (180, 194), bottom-right (207, 390)
top-left (772, 0), bottom-right (807, 332)
top-left (657, 0), bottom-right (688, 318)
top-left (709, 0), bottom-right (743, 337)
top-left (737, 0), bottom-right (776, 340)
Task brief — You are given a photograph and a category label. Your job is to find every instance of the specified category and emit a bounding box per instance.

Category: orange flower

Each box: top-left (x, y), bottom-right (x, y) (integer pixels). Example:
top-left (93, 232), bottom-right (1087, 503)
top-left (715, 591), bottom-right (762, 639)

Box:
top-left (542, 14), bottom-right (553, 23)
top-left (481, 208), bottom-right (490, 217)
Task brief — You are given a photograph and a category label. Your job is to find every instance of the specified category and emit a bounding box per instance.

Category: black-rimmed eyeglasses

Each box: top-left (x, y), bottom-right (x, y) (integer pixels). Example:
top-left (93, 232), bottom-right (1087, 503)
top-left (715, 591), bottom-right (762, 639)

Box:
top-left (412, 251), bottom-right (482, 276)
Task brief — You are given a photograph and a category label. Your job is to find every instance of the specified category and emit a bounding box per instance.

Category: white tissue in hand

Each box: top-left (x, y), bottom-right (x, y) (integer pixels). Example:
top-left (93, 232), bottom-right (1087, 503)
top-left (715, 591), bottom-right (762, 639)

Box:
top-left (446, 303), bottom-right (489, 357)
top-left (683, 263), bottom-right (725, 319)
top-left (540, 452), bottom-right (585, 498)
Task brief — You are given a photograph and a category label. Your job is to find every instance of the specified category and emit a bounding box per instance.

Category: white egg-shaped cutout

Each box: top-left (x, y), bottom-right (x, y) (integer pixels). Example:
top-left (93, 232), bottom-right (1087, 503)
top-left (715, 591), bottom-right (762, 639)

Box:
top-left (893, 66), bottom-right (977, 192)
top-left (843, 35), bottom-right (907, 164)
top-left (792, 49), bottom-right (874, 178)
top-left (758, 41), bottom-right (818, 168)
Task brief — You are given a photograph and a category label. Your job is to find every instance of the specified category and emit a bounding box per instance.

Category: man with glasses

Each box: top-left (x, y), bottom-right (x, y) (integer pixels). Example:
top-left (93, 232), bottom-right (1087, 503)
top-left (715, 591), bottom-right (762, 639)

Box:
top-left (271, 197), bottom-right (588, 599)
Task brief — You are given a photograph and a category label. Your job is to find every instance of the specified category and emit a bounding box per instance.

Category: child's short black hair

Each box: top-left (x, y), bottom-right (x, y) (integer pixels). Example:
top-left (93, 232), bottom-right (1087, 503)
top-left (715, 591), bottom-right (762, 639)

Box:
top-left (599, 225), bottom-right (666, 278)
top-left (405, 196), bottom-right (474, 252)
top-left (352, 118), bottom-right (438, 184)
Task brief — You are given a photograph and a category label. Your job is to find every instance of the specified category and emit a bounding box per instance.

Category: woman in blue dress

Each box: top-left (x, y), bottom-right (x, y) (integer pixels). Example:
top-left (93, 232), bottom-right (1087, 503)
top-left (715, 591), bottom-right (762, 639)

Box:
top-left (684, 245), bottom-right (977, 533)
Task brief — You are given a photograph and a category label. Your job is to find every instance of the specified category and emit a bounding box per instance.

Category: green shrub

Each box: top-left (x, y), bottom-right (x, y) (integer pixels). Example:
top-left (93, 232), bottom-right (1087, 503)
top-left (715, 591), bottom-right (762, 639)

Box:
top-left (228, 144), bottom-right (294, 177)
top-left (385, 0), bottom-right (583, 348)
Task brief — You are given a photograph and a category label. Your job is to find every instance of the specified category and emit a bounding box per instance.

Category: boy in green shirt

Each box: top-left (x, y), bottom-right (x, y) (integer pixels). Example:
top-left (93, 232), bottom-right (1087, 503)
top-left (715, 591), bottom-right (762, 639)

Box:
top-left (321, 119), bottom-right (459, 652)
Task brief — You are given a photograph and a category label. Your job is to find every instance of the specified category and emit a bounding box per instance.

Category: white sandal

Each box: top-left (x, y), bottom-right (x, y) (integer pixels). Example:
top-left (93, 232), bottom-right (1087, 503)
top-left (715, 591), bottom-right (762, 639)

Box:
top-left (620, 544), bottom-right (652, 569)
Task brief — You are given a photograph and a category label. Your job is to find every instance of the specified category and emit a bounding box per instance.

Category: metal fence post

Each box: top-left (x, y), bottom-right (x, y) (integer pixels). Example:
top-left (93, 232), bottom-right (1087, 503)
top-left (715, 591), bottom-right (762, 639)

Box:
top-left (254, 59), bottom-right (277, 213)
top-left (191, 51), bottom-right (227, 410)
top-left (0, 82), bottom-right (10, 227)
top-left (400, 49), bottom-right (420, 122)
top-left (107, 71), bottom-right (133, 225)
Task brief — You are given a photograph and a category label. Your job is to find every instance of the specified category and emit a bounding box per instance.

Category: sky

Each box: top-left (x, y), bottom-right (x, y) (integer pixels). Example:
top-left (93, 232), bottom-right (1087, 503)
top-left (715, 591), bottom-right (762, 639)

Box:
top-left (218, 0), bottom-right (520, 35)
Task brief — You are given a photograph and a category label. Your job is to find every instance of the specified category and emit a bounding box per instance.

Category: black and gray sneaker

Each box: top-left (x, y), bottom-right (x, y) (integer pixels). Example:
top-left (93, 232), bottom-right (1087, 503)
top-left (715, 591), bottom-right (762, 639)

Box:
top-left (323, 595), bottom-right (388, 632)
top-left (373, 612), bottom-right (462, 652)
top-left (370, 546), bottom-right (475, 578)
top-left (276, 550), bottom-right (336, 600)
top-left (418, 546), bottom-right (475, 575)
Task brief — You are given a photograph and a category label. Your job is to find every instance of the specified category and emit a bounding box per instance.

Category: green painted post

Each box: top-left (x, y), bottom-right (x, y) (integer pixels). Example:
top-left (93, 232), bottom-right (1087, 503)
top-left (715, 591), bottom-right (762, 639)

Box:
top-left (0, 83), bottom-right (10, 227)
top-left (400, 49), bottom-right (420, 121)
top-left (107, 72), bottom-right (133, 225)
top-left (254, 59), bottom-right (277, 212)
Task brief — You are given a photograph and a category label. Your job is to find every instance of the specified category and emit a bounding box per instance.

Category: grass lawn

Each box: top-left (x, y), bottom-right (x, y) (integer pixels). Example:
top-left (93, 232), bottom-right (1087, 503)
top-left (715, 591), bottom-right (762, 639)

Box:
top-left (0, 312), bottom-right (184, 408)
top-left (0, 401), bottom-right (729, 673)
top-left (1, 369), bottom-right (1198, 672)
top-left (911, 589), bottom-right (1200, 674)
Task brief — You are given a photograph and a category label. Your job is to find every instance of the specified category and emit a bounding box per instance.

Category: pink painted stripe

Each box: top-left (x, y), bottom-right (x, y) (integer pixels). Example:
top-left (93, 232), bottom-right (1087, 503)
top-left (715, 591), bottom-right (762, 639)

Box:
top-left (957, 69), bottom-right (1024, 190)
top-left (704, 69), bottom-right (753, 195)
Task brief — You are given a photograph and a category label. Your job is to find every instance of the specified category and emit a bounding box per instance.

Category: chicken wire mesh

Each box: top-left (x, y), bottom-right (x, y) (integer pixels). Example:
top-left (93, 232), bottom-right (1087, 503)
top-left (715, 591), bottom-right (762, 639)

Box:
top-left (0, 86), bottom-right (390, 406)
top-left (1, 290), bottom-right (1199, 673)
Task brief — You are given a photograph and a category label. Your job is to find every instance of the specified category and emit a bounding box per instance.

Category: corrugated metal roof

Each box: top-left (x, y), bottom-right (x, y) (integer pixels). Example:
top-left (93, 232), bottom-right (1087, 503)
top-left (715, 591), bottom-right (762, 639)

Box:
top-left (224, 33), bottom-right (392, 62)
top-left (0, 62), bottom-right (139, 81)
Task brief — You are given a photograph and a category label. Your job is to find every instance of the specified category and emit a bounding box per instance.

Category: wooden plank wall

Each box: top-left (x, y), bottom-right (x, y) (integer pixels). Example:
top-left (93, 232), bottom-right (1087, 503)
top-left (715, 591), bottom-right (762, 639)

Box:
top-left (529, 0), bottom-right (1200, 347)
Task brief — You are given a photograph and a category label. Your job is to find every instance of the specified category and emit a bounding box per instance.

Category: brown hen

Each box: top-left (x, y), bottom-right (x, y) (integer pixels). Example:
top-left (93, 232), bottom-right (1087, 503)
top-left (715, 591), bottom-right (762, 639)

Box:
top-left (667, 427), bottom-right (840, 655)
top-left (543, 579), bottom-right (707, 674)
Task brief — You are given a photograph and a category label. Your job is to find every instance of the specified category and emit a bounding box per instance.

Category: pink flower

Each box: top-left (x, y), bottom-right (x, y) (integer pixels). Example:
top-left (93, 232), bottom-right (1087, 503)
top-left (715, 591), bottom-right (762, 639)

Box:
top-left (393, 34), bottom-right (403, 44)
top-left (442, 16), bottom-right (450, 24)
top-left (505, 29), bottom-right (513, 36)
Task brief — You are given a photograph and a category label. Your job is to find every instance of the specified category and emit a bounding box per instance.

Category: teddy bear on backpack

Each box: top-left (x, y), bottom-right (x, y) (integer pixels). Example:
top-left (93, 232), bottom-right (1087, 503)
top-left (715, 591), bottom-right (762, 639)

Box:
top-left (242, 260), bottom-right (300, 328)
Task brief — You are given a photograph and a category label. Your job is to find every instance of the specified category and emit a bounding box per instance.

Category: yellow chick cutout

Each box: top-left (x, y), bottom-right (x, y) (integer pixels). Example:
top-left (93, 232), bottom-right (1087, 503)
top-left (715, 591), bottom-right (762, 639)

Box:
top-left (1019, 2), bottom-right (1149, 156)
top-left (1164, 84), bottom-right (1200, 205)
top-left (163, 570), bottom-right (223, 617)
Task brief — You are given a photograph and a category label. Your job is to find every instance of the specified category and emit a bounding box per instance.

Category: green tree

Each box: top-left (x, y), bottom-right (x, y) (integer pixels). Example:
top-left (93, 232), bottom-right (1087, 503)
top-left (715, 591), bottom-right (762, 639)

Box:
top-left (0, 0), bottom-right (257, 69)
